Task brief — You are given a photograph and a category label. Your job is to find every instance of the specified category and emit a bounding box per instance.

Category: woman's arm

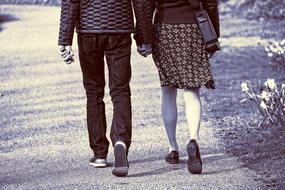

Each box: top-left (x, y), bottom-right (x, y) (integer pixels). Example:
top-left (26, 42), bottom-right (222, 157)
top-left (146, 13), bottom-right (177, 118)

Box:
top-left (201, 0), bottom-right (220, 38)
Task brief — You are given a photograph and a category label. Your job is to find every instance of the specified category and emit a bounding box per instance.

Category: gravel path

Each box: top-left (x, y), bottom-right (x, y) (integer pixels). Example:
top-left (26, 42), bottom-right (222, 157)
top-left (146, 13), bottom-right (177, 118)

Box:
top-left (0, 5), bottom-right (265, 190)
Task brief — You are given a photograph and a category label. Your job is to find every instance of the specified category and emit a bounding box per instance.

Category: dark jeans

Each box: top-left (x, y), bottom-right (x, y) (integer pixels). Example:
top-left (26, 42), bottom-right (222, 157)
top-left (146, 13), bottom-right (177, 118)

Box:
top-left (77, 33), bottom-right (132, 159)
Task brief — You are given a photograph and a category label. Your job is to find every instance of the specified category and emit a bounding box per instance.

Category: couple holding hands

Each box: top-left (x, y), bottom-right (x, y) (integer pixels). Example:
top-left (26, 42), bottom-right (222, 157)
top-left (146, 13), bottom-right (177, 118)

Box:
top-left (58, 0), bottom-right (219, 177)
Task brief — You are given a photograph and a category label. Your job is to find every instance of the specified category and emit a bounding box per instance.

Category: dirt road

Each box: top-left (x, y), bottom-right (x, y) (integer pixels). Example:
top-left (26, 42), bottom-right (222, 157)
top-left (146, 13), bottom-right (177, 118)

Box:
top-left (0, 5), bottom-right (266, 190)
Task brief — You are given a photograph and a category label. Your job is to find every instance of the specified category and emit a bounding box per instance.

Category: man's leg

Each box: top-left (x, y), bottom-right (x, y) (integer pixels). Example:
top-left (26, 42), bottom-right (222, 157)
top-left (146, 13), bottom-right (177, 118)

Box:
top-left (105, 33), bottom-right (132, 150)
top-left (78, 33), bottom-right (109, 161)
top-left (105, 33), bottom-right (132, 176)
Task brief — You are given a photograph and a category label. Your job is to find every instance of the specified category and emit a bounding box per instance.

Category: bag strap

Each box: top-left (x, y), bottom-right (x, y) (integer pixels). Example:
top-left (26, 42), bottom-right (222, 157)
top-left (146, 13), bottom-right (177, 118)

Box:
top-left (187, 0), bottom-right (203, 11)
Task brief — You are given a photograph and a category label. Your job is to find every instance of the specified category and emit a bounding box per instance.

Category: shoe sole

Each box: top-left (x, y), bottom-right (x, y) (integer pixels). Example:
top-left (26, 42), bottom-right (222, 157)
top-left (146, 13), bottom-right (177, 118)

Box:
top-left (165, 158), bottom-right (179, 164)
top-left (187, 144), bottom-right (202, 174)
top-left (89, 162), bottom-right (107, 168)
top-left (112, 143), bottom-right (128, 177)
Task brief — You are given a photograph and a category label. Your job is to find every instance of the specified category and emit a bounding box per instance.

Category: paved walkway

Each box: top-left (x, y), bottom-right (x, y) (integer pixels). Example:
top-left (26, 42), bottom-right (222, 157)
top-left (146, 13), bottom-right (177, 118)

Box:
top-left (0, 5), bottom-right (264, 190)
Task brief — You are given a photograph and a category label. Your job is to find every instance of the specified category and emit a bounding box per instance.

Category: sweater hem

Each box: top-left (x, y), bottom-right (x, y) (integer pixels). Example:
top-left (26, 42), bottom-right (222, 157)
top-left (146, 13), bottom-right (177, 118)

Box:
top-left (76, 29), bottom-right (134, 34)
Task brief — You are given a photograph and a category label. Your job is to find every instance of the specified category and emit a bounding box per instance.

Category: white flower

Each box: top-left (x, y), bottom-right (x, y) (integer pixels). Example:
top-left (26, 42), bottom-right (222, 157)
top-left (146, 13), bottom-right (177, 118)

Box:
top-left (280, 39), bottom-right (285, 46)
top-left (260, 101), bottom-right (268, 110)
top-left (275, 44), bottom-right (284, 53)
top-left (282, 84), bottom-right (285, 89)
top-left (273, 41), bottom-right (279, 46)
top-left (264, 79), bottom-right (277, 90)
top-left (241, 82), bottom-right (249, 92)
top-left (269, 45), bottom-right (278, 53)
top-left (264, 46), bottom-right (270, 52)
top-left (260, 91), bottom-right (272, 101)
top-left (267, 52), bottom-right (273, 57)
top-left (276, 44), bottom-right (284, 52)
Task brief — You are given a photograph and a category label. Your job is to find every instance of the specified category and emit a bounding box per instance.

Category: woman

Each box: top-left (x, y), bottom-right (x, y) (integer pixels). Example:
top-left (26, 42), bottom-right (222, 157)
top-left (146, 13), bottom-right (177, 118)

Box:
top-left (139, 0), bottom-right (220, 174)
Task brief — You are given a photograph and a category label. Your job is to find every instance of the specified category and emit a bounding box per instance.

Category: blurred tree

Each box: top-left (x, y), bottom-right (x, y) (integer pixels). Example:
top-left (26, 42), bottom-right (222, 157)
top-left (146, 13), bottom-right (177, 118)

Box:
top-left (0, 0), bottom-right (61, 5)
top-left (221, 0), bottom-right (285, 20)
top-left (248, 0), bottom-right (285, 19)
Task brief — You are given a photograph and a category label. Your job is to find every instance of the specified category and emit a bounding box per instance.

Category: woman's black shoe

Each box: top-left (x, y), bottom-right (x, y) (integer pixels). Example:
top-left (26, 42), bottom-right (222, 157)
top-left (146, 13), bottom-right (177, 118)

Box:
top-left (165, 151), bottom-right (179, 164)
top-left (187, 139), bottom-right (202, 174)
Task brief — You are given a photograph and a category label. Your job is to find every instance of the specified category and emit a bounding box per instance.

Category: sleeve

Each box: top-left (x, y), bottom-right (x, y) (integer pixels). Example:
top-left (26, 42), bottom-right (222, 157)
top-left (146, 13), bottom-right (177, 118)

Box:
top-left (58, 0), bottom-right (80, 46)
top-left (132, 0), bottom-right (156, 45)
top-left (201, 0), bottom-right (220, 38)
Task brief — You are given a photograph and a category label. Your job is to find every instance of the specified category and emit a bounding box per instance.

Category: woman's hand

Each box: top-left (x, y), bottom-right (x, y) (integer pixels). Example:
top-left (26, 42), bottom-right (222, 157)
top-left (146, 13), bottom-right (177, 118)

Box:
top-left (207, 52), bottom-right (217, 59)
top-left (137, 44), bottom-right (152, 57)
top-left (59, 45), bottom-right (74, 64)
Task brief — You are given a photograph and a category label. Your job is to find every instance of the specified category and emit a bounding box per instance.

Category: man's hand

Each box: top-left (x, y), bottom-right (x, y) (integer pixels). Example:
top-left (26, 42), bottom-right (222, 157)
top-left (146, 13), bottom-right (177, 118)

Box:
top-left (137, 44), bottom-right (152, 57)
top-left (59, 45), bottom-right (74, 64)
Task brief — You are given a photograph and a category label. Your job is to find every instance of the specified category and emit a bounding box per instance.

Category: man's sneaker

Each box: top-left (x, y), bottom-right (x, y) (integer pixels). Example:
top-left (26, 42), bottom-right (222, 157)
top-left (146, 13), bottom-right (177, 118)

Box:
top-left (165, 151), bottom-right (179, 164)
top-left (187, 139), bottom-right (202, 174)
top-left (89, 156), bottom-right (107, 168)
top-left (112, 141), bottom-right (128, 177)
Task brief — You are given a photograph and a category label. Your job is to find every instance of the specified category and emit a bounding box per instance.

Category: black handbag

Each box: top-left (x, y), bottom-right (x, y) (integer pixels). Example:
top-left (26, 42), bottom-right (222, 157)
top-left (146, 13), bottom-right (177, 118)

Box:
top-left (187, 0), bottom-right (220, 53)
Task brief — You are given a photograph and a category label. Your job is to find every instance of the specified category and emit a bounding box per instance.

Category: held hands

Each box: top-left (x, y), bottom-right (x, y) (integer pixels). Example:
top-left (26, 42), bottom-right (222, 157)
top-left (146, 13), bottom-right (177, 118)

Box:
top-left (59, 45), bottom-right (74, 64)
top-left (137, 44), bottom-right (152, 57)
top-left (207, 52), bottom-right (215, 59)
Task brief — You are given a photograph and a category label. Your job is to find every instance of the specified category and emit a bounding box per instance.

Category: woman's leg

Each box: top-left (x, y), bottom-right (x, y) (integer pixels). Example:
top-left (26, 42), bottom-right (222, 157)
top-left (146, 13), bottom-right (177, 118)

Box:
top-left (161, 86), bottom-right (179, 152)
top-left (183, 88), bottom-right (202, 140)
top-left (184, 88), bottom-right (203, 174)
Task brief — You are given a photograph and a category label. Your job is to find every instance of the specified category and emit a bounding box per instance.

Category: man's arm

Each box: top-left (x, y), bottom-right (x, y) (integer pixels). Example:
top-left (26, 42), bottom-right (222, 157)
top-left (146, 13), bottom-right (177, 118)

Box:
top-left (132, 0), bottom-right (156, 45)
top-left (58, 0), bottom-right (80, 64)
top-left (58, 0), bottom-right (80, 46)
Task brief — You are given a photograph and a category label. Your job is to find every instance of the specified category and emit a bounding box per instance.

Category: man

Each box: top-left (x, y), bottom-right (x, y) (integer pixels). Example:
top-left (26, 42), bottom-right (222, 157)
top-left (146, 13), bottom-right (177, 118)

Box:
top-left (58, 0), bottom-right (152, 177)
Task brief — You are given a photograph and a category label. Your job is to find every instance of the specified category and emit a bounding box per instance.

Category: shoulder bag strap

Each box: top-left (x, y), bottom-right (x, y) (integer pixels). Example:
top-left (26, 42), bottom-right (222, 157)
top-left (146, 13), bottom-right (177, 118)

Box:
top-left (187, 0), bottom-right (203, 12)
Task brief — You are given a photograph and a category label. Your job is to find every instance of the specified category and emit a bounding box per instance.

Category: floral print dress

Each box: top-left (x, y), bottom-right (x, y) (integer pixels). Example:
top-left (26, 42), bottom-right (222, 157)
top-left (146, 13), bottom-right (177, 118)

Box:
top-left (152, 23), bottom-right (215, 89)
